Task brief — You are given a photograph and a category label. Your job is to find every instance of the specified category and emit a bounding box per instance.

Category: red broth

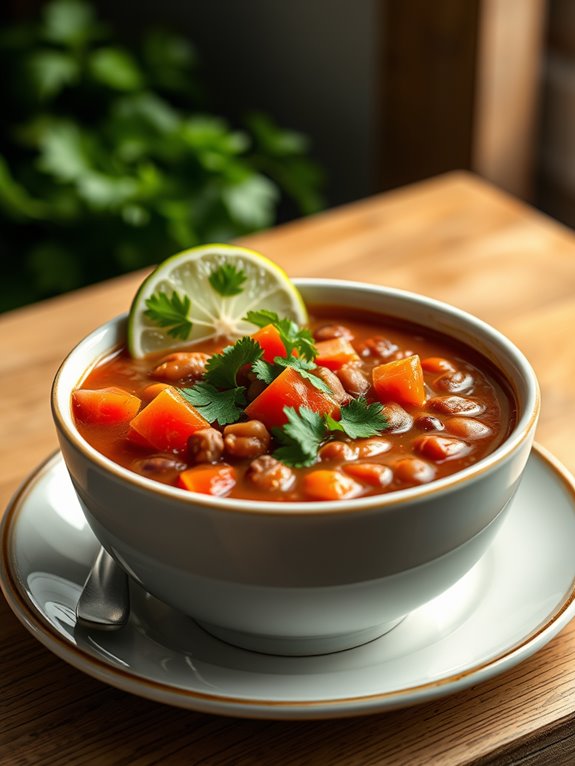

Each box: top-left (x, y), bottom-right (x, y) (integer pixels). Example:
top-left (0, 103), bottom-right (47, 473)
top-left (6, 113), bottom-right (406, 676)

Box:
top-left (73, 309), bottom-right (516, 502)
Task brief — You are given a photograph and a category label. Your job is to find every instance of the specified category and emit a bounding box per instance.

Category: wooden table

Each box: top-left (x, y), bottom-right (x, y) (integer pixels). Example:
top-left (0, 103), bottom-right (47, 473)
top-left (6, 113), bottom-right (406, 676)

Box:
top-left (2, 171), bottom-right (575, 765)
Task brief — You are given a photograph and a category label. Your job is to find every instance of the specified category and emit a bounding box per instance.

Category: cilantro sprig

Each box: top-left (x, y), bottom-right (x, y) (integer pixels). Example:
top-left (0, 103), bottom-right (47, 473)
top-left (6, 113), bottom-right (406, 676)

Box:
top-left (272, 398), bottom-right (388, 467)
top-left (179, 337), bottom-right (262, 425)
top-left (244, 309), bottom-right (317, 360)
top-left (253, 354), bottom-right (332, 394)
top-left (208, 263), bottom-right (247, 297)
top-left (144, 290), bottom-right (192, 340)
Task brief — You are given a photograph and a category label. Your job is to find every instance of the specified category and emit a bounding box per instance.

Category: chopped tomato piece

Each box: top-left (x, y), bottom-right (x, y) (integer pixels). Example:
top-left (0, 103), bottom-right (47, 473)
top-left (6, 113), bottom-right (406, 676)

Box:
top-left (372, 354), bottom-right (426, 407)
top-left (129, 387), bottom-right (209, 452)
top-left (314, 337), bottom-right (359, 370)
top-left (244, 367), bottom-right (340, 429)
top-left (303, 470), bottom-right (363, 501)
top-left (72, 387), bottom-right (141, 425)
top-left (177, 464), bottom-right (236, 496)
top-left (251, 324), bottom-right (289, 362)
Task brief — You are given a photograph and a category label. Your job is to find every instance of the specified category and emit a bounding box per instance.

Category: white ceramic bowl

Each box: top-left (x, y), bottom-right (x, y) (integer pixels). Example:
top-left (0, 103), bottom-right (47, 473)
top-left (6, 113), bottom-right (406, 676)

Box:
top-left (52, 280), bottom-right (540, 655)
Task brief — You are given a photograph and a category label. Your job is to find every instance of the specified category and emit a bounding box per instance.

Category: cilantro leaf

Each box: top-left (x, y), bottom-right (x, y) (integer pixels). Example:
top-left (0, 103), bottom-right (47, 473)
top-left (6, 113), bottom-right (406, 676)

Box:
top-left (272, 356), bottom-right (332, 394)
top-left (144, 290), bottom-right (192, 340)
top-left (252, 357), bottom-right (276, 384)
top-left (272, 406), bottom-right (327, 467)
top-left (180, 383), bottom-right (245, 426)
top-left (204, 336), bottom-right (263, 389)
top-left (328, 398), bottom-right (388, 440)
top-left (244, 309), bottom-right (317, 360)
top-left (208, 263), bottom-right (247, 297)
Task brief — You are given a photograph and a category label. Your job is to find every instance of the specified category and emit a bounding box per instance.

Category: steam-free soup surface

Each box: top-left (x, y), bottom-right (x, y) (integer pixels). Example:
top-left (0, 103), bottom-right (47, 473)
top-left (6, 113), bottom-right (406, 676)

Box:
top-left (73, 309), bottom-right (515, 502)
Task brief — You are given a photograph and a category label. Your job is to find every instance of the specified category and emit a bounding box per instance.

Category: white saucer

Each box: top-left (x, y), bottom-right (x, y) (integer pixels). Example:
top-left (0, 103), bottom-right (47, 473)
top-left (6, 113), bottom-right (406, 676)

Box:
top-left (2, 446), bottom-right (575, 720)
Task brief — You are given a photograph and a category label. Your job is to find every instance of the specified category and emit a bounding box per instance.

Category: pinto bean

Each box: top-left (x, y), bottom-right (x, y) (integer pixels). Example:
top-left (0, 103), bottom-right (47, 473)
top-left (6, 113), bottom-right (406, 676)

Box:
top-left (318, 441), bottom-right (357, 462)
top-left (224, 420), bottom-right (271, 459)
top-left (394, 457), bottom-right (436, 485)
top-left (428, 395), bottom-right (485, 417)
top-left (446, 417), bottom-right (493, 439)
top-left (151, 352), bottom-right (209, 383)
top-left (414, 415), bottom-right (444, 432)
top-left (421, 357), bottom-right (457, 374)
top-left (337, 363), bottom-right (370, 397)
top-left (355, 437), bottom-right (391, 458)
top-left (381, 402), bottom-right (413, 433)
top-left (314, 366), bottom-right (350, 404)
top-left (357, 336), bottom-right (398, 360)
top-left (132, 454), bottom-right (188, 481)
top-left (433, 370), bottom-right (474, 394)
top-left (414, 434), bottom-right (471, 462)
top-left (344, 462), bottom-right (393, 487)
top-left (187, 428), bottom-right (224, 464)
top-left (313, 324), bottom-right (354, 342)
top-left (246, 455), bottom-right (295, 492)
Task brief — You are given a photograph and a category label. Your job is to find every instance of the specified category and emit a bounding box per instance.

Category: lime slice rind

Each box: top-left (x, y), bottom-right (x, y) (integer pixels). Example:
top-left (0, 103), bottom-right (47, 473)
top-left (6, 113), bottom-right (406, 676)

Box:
top-left (128, 244), bottom-right (308, 358)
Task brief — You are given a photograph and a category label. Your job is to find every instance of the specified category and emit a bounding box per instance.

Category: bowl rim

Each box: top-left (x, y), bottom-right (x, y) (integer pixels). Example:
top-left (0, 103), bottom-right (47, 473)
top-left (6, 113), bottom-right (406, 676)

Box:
top-left (51, 278), bottom-right (541, 517)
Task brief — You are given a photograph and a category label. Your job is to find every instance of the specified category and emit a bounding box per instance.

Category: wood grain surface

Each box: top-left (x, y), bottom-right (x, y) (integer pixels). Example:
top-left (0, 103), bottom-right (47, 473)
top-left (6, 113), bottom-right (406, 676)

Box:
top-left (2, 172), bottom-right (575, 765)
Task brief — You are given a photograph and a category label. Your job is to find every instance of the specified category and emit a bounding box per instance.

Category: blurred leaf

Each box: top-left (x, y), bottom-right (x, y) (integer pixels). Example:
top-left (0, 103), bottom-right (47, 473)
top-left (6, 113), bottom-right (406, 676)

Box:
top-left (222, 174), bottom-right (278, 230)
top-left (42, 0), bottom-right (99, 47)
top-left (142, 29), bottom-right (197, 92)
top-left (27, 50), bottom-right (79, 100)
top-left (88, 47), bottom-right (143, 91)
top-left (0, 155), bottom-right (48, 219)
top-left (247, 112), bottom-right (309, 156)
top-left (0, 0), bottom-right (324, 313)
top-left (112, 92), bottom-right (180, 134)
top-left (78, 173), bottom-right (139, 209)
top-left (27, 243), bottom-right (81, 293)
top-left (37, 121), bottom-right (92, 181)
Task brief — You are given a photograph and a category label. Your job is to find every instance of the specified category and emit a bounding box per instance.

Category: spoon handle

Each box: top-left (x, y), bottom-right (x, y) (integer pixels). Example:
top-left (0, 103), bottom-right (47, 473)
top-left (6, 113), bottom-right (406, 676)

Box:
top-left (76, 547), bottom-right (130, 629)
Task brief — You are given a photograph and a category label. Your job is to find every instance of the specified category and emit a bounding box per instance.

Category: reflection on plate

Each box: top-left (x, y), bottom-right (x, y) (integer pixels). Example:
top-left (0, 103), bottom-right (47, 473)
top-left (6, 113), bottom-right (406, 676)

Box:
top-left (1, 446), bottom-right (575, 720)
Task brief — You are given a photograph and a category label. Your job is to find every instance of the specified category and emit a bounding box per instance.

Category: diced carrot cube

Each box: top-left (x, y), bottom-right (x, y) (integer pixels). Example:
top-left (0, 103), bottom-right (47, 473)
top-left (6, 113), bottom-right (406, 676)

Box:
top-left (314, 337), bottom-right (360, 370)
top-left (177, 464), bottom-right (236, 496)
top-left (129, 387), bottom-right (209, 452)
top-left (72, 387), bottom-right (141, 425)
top-left (251, 324), bottom-right (289, 363)
top-left (303, 470), bottom-right (363, 501)
top-left (245, 366), bottom-right (340, 429)
top-left (372, 354), bottom-right (426, 407)
top-left (141, 382), bottom-right (170, 402)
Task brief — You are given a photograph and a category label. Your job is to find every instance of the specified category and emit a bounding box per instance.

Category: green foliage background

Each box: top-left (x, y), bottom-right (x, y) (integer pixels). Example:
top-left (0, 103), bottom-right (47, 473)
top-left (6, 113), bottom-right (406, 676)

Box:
top-left (0, 0), bottom-right (324, 312)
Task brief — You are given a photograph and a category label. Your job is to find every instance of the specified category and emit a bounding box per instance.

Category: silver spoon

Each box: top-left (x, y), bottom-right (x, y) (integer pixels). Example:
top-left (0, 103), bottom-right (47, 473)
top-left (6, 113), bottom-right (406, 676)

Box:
top-left (76, 547), bottom-right (130, 630)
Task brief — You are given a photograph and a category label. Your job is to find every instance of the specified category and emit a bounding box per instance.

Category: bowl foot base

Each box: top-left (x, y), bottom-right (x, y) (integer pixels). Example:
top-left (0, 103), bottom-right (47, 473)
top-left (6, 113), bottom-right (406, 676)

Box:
top-left (195, 618), bottom-right (405, 656)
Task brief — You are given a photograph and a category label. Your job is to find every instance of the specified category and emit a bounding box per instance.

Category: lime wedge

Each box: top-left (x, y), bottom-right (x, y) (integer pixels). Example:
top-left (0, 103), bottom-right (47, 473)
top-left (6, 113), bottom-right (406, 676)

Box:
top-left (127, 244), bottom-right (308, 358)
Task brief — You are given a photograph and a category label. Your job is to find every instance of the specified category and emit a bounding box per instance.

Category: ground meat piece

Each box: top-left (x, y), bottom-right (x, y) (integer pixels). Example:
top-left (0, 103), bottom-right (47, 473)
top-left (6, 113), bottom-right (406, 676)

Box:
top-left (246, 455), bottom-right (295, 492)
top-left (224, 420), bottom-right (271, 459)
top-left (187, 428), bottom-right (224, 464)
top-left (313, 324), bottom-right (354, 342)
top-left (314, 366), bottom-right (351, 404)
top-left (337, 363), bottom-right (370, 397)
top-left (151, 352), bottom-right (209, 383)
top-left (381, 402), bottom-right (413, 433)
